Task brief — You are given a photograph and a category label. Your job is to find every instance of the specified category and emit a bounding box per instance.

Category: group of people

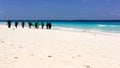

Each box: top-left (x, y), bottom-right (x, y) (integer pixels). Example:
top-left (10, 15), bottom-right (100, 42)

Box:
top-left (14, 20), bottom-right (25, 28)
top-left (7, 20), bottom-right (52, 29)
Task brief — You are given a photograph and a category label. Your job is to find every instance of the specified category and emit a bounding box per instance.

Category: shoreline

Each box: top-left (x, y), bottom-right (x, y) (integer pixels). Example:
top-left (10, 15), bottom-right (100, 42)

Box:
top-left (1, 24), bottom-right (120, 36)
top-left (1, 21), bottom-right (120, 34)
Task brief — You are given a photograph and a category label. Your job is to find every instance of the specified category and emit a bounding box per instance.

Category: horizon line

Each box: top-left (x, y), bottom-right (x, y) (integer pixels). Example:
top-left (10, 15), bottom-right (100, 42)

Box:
top-left (0, 20), bottom-right (120, 22)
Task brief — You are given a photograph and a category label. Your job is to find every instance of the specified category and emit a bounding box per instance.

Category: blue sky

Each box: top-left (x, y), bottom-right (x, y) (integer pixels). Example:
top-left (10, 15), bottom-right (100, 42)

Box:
top-left (0, 0), bottom-right (120, 20)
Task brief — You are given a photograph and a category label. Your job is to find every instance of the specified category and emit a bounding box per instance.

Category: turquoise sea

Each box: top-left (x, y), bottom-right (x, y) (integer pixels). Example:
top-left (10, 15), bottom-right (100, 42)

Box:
top-left (52, 22), bottom-right (120, 33)
top-left (0, 20), bottom-right (120, 33)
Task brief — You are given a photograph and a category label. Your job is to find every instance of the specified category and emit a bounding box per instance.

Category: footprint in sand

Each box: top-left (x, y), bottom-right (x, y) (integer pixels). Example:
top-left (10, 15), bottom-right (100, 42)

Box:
top-left (72, 55), bottom-right (81, 58)
top-left (48, 55), bottom-right (52, 57)
top-left (72, 56), bottom-right (75, 58)
top-left (83, 65), bottom-right (93, 68)
top-left (94, 34), bottom-right (96, 36)
top-left (14, 57), bottom-right (18, 59)
top-left (10, 44), bottom-right (14, 46)
top-left (12, 28), bottom-right (15, 30)
top-left (30, 54), bottom-right (35, 56)
top-left (1, 40), bottom-right (5, 43)
top-left (19, 46), bottom-right (24, 48)
top-left (40, 58), bottom-right (42, 60)
top-left (77, 55), bottom-right (81, 57)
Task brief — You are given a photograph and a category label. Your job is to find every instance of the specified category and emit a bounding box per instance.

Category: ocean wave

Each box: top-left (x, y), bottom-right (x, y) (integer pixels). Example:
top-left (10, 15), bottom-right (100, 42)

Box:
top-left (53, 26), bottom-right (82, 31)
top-left (53, 26), bottom-right (120, 33)
top-left (53, 26), bottom-right (103, 33)
top-left (97, 24), bottom-right (120, 27)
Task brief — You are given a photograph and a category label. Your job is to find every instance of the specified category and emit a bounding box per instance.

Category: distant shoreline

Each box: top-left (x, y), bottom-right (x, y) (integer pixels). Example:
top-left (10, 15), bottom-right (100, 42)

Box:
top-left (0, 20), bottom-right (120, 22)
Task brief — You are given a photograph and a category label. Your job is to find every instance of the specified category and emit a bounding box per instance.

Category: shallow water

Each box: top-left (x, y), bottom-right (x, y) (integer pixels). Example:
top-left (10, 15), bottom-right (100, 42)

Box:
top-left (0, 21), bottom-right (120, 33)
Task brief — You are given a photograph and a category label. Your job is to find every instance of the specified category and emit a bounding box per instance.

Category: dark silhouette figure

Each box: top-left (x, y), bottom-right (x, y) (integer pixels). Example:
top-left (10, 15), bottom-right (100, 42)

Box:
top-left (22, 21), bottom-right (25, 28)
top-left (7, 19), bottom-right (11, 28)
top-left (28, 21), bottom-right (32, 28)
top-left (47, 22), bottom-right (52, 29)
top-left (41, 22), bottom-right (45, 29)
top-left (35, 22), bottom-right (39, 29)
top-left (15, 21), bottom-right (18, 28)
top-left (46, 23), bottom-right (49, 29)
top-left (37, 21), bottom-right (40, 28)
top-left (49, 23), bottom-right (52, 29)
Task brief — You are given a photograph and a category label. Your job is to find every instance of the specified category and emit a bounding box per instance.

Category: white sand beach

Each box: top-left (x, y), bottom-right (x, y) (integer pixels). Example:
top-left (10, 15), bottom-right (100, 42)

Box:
top-left (0, 25), bottom-right (120, 68)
